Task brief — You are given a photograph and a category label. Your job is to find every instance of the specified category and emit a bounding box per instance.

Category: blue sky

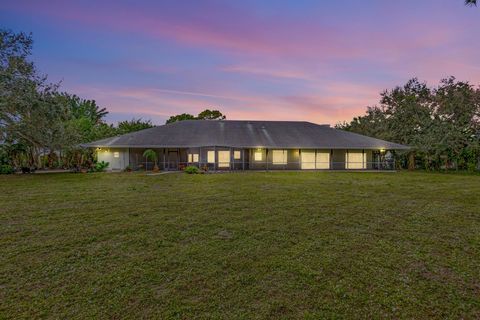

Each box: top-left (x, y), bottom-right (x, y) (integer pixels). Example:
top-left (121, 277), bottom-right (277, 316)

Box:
top-left (2, 0), bottom-right (479, 124)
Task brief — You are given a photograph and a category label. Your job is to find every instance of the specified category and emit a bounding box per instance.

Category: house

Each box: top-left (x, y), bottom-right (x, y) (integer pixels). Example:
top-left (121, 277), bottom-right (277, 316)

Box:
top-left (82, 120), bottom-right (409, 171)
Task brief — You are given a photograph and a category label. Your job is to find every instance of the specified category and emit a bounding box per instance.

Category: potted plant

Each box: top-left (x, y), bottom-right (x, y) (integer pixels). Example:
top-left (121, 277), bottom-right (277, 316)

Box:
top-left (143, 149), bottom-right (159, 172)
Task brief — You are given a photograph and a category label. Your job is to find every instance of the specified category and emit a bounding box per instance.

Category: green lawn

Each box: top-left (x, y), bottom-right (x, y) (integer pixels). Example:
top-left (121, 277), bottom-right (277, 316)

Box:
top-left (1, 171), bottom-right (479, 319)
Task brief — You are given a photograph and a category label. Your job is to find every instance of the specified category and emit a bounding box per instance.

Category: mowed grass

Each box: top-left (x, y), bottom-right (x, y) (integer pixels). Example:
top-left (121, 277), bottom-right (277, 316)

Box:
top-left (0, 171), bottom-right (479, 319)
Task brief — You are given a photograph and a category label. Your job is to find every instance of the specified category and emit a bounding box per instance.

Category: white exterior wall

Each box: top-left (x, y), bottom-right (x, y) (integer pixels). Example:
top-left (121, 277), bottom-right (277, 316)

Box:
top-left (96, 148), bottom-right (129, 170)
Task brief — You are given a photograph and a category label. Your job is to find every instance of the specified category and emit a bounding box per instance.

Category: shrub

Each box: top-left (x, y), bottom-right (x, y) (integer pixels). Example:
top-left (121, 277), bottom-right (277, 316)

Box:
top-left (184, 165), bottom-right (199, 174)
top-left (0, 164), bottom-right (14, 174)
top-left (143, 149), bottom-right (158, 171)
top-left (93, 161), bottom-right (109, 172)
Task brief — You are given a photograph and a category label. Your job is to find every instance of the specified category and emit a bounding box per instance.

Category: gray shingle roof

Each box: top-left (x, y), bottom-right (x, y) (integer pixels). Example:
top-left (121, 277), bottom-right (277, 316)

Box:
top-left (82, 120), bottom-right (409, 150)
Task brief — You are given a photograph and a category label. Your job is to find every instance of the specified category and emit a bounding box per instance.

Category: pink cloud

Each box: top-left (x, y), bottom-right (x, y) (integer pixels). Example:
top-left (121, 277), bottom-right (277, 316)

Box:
top-left (70, 82), bottom-right (380, 126)
top-left (6, 0), bottom-right (456, 62)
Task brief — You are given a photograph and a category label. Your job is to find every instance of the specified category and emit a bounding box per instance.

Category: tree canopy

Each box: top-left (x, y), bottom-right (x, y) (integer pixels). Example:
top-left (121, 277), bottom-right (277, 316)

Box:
top-left (337, 77), bottom-right (480, 170)
top-left (0, 29), bottom-right (155, 170)
top-left (166, 109), bottom-right (226, 124)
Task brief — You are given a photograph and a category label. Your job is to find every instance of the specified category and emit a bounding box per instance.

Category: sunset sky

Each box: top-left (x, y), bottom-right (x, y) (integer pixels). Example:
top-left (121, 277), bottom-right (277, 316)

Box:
top-left (2, 0), bottom-right (479, 125)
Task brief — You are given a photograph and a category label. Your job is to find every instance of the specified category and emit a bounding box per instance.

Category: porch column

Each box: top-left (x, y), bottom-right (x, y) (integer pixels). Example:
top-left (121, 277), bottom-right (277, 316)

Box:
top-left (362, 149), bottom-right (365, 169)
top-left (299, 149), bottom-right (301, 170)
top-left (163, 149), bottom-right (166, 170)
top-left (214, 146), bottom-right (217, 171)
top-left (266, 149), bottom-right (269, 171)
top-left (330, 149), bottom-right (333, 170)
top-left (242, 149), bottom-right (245, 170)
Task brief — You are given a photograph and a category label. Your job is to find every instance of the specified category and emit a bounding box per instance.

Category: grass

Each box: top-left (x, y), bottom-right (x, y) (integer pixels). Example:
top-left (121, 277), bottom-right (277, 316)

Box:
top-left (1, 171), bottom-right (479, 319)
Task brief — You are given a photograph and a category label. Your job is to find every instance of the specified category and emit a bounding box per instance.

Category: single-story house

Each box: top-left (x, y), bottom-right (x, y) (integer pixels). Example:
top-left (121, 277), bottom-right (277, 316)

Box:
top-left (82, 120), bottom-right (409, 171)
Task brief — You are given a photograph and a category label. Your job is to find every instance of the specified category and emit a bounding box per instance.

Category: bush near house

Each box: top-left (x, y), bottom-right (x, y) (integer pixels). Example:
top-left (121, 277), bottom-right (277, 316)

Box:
top-left (184, 165), bottom-right (200, 174)
top-left (0, 164), bottom-right (14, 174)
top-left (92, 161), bottom-right (109, 172)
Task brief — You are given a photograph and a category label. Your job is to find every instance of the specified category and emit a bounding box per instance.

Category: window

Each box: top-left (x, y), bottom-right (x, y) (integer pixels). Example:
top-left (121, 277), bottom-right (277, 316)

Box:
top-left (188, 153), bottom-right (199, 163)
top-left (113, 152), bottom-right (119, 158)
top-left (254, 150), bottom-right (263, 161)
top-left (316, 151), bottom-right (330, 169)
top-left (272, 150), bottom-right (287, 165)
top-left (218, 151), bottom-right (230, 168)
top-left (234, 151), bottom-right (241, 160)
top-left (301, 150), bottom-right (315, 169)
top-left (346, 151), bottom-right (366, 169)
top-left (207, 151), bottom-right (215, 163)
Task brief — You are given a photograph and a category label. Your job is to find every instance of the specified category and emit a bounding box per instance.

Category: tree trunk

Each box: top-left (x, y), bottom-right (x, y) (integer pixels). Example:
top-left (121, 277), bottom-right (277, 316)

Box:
top-left (408, 152), bottom-right (415, 171)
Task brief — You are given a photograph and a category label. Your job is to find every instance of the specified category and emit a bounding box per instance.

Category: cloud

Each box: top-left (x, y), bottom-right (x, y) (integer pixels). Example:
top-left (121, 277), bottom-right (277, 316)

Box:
top-left (221, 65), bottom-right (315, 81)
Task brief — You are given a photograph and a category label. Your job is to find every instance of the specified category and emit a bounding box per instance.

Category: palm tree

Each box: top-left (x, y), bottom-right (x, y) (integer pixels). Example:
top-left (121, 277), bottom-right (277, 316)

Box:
top-left (465, 0), bottom-right (477, 6)
top-left (143, 149), bottom-right (159, 172)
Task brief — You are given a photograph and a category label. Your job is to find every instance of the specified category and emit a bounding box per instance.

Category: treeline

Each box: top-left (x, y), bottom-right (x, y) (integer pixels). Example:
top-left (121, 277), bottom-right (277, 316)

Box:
top-left (0, 29), bottom-right (153, 172)
top-left (337, 78), bottom-right (480, 171)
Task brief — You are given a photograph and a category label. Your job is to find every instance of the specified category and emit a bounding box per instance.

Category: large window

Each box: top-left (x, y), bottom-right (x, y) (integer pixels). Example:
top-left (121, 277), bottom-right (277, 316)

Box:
top-left (218, 151), bottom-right (230, 168)
top-left (346, 151), bottom-right (366, 169)
top-left (301, 150), bottom-right (316, 169)
top-left (316, 151), bottom-right (330, 169)
top-left (207, 151), bottom-right (215, 163)
top-left (188, 153), bottom-right (199, 163)
top-left (272, 150), bottom-right (287, 165)
top-left (254, 150), bottom-right (263, 161)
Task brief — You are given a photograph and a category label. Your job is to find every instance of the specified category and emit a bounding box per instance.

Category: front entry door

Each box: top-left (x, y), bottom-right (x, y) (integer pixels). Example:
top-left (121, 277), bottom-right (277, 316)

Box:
top-left (168, 151), bottom-right (178, 170)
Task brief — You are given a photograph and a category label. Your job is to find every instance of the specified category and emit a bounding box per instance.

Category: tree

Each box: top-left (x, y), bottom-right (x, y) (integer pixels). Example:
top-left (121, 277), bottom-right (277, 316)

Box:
top-left (197, 109), bottom-right (226, 120)
top-left (465, 0), bottom-right (477, 6)
top-left (59, 93), bottom-right (107, 124)
top-left (0, 29), bottom-right (66, 168)
top-left (166, 113), bottom-right (196, 124)
top-left (165, 109), bottom-right (226, 124)
top-left (338, 77), bottom-right (480, 171)
top-left (432, 77), bottom-right (480, 169)
top-left (0, 29), bottom-right (116, 169)
top-left (116, 118), bottom-right (154, 135)
top-left (142, 149), bottom-right (158, 171)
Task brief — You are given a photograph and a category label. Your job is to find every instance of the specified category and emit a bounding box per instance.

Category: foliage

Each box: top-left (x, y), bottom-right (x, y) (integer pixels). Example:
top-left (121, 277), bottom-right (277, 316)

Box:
top-left (166, 113), bottom-right (196, 124)
top-left (197, 109), bottom-right (226, 120)
top-left (142, 149), bottom-right (157, 162)
top-left (465, 0), bottom-right (477, 6)
top-left (0, 164), bottom-right (14, 174)
top-left (184, 165), bottom-right (199, 174)
top-left (116, 118), bottom-right (154, 135)
top-left (92, 160), bottom-right (109, 172)
top-left (0, 29), bottom-right (154, 171)
top-left (142, 149), bottom-right (158, 171)
top-left (166, 109), bottom-right (226, 124)
top-left (337, 77), bottom-right (480, 171)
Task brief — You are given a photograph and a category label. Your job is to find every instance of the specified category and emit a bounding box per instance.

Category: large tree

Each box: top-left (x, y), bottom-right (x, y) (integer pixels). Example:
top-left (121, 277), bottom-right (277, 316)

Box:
top-left (165, 113), bottom-right (196, 124)
top-left (116, 118), bottom-right (154, 135)
top-left (338, 77), bottom-right (480, 171)
top-left (0, 29), bottom-right (63, 167)
top-left (197, 109), bottom-right (226, 120)
top-left (166, 109), bottom-right (226, 124)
